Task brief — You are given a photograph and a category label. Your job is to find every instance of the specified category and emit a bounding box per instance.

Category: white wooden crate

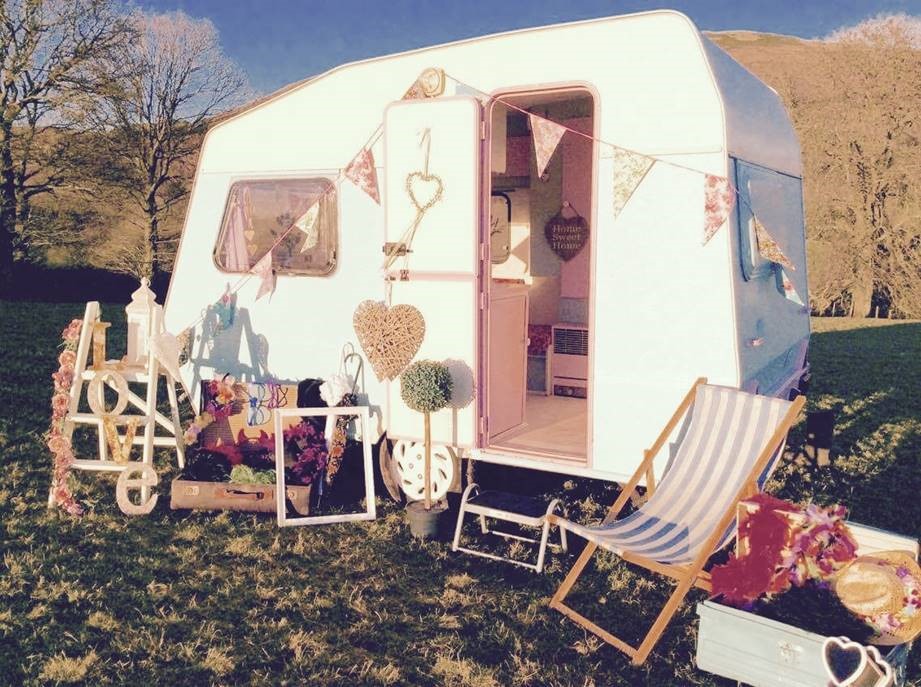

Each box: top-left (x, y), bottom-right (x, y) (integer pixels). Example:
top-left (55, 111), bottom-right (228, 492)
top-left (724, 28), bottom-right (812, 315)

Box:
top-left (696, 522), bottom-right (918, 687)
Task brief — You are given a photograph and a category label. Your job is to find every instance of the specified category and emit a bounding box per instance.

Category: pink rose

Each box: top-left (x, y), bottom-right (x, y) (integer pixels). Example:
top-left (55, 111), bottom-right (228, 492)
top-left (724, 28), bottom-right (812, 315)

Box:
top-left (52, 393), bottom-right (70, 413)
top-left (62, 319), bottom-right (82, 342)
top-left (58, 350), bottom-right (77, 367)
top-left (47, 435), bottom-right (67, 454)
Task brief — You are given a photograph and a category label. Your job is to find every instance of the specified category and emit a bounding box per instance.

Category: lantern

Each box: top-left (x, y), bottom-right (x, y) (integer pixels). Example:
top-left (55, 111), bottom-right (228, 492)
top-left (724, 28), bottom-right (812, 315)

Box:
top-left (125, 278), bottom-right (162, 366)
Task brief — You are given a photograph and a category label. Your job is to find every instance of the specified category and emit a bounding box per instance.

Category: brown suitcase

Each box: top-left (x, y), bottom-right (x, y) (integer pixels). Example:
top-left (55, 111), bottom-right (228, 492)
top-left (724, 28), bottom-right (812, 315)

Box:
top-left (170, 479), bottom-right (311, 515)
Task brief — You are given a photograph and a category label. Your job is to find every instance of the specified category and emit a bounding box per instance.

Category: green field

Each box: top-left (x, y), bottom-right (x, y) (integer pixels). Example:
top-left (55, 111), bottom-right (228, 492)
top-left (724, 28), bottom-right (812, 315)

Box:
top-left (1, 302), bottom-right (919, 686)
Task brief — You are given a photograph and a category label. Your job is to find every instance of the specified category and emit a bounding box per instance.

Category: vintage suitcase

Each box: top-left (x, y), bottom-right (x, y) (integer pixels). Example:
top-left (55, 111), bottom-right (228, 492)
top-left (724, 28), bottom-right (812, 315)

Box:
top-left (170, 479), bottom-right (311, 515)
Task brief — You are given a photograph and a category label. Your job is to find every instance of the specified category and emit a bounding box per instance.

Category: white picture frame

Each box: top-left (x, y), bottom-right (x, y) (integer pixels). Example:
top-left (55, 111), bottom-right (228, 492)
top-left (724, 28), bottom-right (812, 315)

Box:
top-left (273, 406), bottom-right (377, 527)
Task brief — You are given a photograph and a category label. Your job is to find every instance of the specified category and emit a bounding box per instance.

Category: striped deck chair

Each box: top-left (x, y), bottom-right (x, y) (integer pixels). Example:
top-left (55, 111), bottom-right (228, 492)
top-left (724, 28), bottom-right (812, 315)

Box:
top-left (549, 378), bottom-right (805, 665)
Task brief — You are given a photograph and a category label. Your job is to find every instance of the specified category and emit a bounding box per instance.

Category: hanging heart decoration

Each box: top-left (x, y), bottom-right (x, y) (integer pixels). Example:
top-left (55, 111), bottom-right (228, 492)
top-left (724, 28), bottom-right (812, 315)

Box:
top-left (544, 210), bottom-right (589, 261)
top-left (405, 171), bottom-right (444, 214)
top-left (353, 300), bottom-right (426, 381)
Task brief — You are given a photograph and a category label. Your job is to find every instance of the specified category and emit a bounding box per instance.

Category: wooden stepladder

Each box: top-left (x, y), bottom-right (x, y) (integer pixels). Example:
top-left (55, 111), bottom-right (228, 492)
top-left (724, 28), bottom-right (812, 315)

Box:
top-left (47, 301), bottom-right (185, 506)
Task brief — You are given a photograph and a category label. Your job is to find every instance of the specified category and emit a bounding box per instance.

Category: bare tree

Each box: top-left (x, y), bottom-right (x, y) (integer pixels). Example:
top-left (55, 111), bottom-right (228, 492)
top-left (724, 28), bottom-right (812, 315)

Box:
top-left (818, 15), bottom-right (921, 317)
top-left (93, 10), bottom-right (251, 281)
top-left (0, 0), bottom-right (131, 295)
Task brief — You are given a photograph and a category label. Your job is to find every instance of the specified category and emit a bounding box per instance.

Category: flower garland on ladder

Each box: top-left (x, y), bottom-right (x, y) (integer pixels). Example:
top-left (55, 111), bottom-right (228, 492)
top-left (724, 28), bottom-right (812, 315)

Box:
top-left (47, 319), bottom-right (84, 515)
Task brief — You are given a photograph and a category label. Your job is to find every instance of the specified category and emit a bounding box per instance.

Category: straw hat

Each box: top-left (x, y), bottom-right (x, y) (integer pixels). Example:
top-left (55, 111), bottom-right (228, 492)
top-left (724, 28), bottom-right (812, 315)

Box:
top-left (833, 550), bottom-right (921, 645)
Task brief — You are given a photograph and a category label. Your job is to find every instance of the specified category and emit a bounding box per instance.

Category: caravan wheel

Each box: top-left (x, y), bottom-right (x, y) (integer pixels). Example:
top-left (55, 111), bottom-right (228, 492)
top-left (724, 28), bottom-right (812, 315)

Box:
top-left (392, 440), bottom-right (456, 503)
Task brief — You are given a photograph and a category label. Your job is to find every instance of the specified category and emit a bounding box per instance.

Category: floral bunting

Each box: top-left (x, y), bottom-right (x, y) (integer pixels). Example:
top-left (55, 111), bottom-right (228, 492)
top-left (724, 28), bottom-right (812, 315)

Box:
top-left (529, 113), bottom-right (567, 179)
top-left (703, 174), bottom-right (736, 245)
top-left (345, 148), bottom-right (381, 204)
top-left (753, 216), bottom-right (795, 270)
top-left (612, 147), bottom-right (655, 219)
top-left (252, 252), bottom-right (276, 302)
top-left (48, 319), bottom-right (84, 516)
top-left (780, 267), bottom-right (804, 306)
top-left (294, 201), bottom-right (320, 253)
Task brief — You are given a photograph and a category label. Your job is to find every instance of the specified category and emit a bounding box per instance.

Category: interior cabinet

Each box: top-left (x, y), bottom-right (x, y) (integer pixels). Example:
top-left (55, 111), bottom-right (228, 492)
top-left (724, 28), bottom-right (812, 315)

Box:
top-left (488, 283), bottom-right (528, 439)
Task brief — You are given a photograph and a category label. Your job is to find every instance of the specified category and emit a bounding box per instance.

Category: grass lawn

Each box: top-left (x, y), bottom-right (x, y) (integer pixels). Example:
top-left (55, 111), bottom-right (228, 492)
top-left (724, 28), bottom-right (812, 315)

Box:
top-left (1, 302), bottom-right (920, 686)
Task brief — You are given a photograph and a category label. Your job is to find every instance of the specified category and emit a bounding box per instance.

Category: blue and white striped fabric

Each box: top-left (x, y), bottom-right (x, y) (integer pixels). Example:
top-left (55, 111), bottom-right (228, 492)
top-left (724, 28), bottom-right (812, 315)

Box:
top-left (561, 385), bottom-right (793, 565)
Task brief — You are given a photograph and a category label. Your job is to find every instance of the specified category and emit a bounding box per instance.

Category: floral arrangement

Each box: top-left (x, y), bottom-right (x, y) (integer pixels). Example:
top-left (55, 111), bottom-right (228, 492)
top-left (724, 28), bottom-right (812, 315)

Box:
top-left (47, 319), bottom-right (84, 516)
top-left (711, 493), bottom-right (858, 607)
top-left (283, 420), bottom-right (328, 486)
top-left (182, 376), bottom-right (238, 445)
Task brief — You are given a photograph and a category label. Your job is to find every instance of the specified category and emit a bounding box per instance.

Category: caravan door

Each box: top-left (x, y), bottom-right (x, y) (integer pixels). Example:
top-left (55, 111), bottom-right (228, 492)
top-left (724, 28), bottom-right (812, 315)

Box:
top-left (383, 96), bottom-right (483, 449)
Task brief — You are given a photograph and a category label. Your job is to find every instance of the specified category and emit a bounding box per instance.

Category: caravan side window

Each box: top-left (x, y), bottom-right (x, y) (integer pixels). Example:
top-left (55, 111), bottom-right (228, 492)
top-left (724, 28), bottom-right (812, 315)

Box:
top-left (736, 161), bottom-right (801, 281)
top-left (213, 178), bottom-right (338, 275)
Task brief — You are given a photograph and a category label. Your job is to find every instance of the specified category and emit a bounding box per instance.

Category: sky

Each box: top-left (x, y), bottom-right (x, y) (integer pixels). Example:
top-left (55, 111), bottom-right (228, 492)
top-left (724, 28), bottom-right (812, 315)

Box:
top-left (138, 0), bottom-right (921, 93)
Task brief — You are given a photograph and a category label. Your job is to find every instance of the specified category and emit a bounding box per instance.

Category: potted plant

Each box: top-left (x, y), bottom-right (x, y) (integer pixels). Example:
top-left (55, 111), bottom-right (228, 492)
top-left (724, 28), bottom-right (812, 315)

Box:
top-left (399, 359), bottom-right (453, 538)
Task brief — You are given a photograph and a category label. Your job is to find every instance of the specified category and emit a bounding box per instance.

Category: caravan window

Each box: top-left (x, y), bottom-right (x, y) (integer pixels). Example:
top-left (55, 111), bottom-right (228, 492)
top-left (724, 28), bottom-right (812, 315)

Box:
top-left (736, 161), bottom-right (801, 281)
top-left (213, 178), bottom-right (338, 275)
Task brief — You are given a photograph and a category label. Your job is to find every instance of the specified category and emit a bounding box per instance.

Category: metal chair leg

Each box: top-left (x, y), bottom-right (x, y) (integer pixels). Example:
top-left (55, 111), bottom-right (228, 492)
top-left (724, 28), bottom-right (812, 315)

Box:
top-left (452, 483), bottom-right (479, 552)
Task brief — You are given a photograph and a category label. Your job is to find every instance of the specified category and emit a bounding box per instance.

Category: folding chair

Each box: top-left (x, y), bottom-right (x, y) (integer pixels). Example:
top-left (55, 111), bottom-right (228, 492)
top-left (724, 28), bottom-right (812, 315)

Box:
top-left (549, 378), bottom-right (805, 665)
top-left (451, 484), bottom-right (567, 573)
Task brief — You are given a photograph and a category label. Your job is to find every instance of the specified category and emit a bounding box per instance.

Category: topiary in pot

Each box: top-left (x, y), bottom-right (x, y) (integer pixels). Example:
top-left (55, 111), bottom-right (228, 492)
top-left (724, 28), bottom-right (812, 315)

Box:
top-left (400, 359), bottom-right (453, 511)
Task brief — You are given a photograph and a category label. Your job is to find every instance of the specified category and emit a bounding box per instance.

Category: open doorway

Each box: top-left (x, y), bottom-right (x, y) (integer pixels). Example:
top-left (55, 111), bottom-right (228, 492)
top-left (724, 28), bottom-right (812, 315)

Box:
top-left (484, 87), bottom-right (594, 463)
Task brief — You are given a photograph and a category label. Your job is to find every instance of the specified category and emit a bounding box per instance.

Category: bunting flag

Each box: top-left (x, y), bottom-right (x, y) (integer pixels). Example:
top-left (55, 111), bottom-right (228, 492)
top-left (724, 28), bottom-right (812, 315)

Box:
top-left (753, 216), bottom-right (795, 271)
top-left (345, 148), bottom-right (381, 204)
top-left (252, 252), bottom-right (276, 301)
top-left (780, 268), bottom-right (804, 306)
top-left (703, 175), bottom-right (736, 245)
top-left (529, 113), bottom-right (567, 179)
top-left (150, 331), bottom-right (183, 382)
top-left (294, 201), bottom-right (320, 253)
top-left (612, 147), bottom-right (655, 219)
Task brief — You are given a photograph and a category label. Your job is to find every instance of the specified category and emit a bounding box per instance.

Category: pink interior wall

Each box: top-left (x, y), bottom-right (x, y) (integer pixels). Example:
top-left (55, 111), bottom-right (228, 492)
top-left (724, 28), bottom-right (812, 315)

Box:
top-left (560, 117), bottom-right (592, 299)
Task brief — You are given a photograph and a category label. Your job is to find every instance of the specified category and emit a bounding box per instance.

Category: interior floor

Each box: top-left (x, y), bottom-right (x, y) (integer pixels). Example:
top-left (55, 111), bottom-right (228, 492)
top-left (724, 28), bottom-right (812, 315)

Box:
top-left (489, 394), bottom-right (587, 460)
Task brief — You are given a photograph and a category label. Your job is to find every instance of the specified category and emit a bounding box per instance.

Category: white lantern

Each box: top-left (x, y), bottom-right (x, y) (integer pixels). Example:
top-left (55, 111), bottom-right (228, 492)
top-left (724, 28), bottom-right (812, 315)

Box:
top-left (125, 278), bottom-right (162, 366)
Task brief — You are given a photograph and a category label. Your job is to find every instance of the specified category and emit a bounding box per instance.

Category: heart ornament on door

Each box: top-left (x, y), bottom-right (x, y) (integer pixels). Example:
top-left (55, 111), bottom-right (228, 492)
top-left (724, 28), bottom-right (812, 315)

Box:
top-left (405, 172), bottom-right (444, 214)
top-left (544, 210), bottom-right (589, 261)
top-left (353, 300), bottom-right (426, 381)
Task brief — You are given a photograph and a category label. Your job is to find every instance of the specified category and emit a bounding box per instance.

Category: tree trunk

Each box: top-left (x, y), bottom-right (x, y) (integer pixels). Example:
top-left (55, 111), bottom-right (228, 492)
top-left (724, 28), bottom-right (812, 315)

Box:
top-left (142, 211), bottom-right (158, 282)
top-left (850, 280), bottom-right (873, 318)
top-left (423, 412), bottom-right (431, 511)
top-left (0, 122), bottom-right (17, 297)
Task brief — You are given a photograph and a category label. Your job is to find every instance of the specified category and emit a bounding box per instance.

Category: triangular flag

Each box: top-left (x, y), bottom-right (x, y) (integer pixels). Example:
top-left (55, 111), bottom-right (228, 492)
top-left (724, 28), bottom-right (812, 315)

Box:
top-left (703, 175), bottom-right (736, 245)
top-left (150, 331), bottom-right (182, 382)
top-left (753, 216), bottom-right (795, 270)
top-left (529, 113), bottom-right (566, 179)
top-left (252, 252), bottom-right (275, 301)
top-left (780, 267), bottom-right (804, 306)
top-left (345, 148), bottom-right (380, 204)
top-left (612, 147), bottom-right (655, 219)
top-left (294, 201), bottom-right (320, 253)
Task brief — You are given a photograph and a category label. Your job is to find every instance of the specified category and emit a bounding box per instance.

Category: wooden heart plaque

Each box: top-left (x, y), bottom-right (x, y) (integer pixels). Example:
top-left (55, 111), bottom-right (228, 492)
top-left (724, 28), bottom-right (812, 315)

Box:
top-left (544, 212), bottom-right (589, 261)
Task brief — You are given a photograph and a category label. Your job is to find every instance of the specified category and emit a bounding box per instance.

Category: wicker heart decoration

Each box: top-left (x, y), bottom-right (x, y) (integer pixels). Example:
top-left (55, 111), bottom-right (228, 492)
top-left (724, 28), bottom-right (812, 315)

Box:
top-left (353, 301), bottom-right (426, 381)
top-left (406, 172), bottom-right (444, 214)
top-left (544, 213), bottom-right (589, 261)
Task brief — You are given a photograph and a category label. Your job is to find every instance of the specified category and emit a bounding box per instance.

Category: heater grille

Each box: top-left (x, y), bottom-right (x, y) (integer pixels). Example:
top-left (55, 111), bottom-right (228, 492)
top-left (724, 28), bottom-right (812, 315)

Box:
top-left (553, 327), bottom-right (588, 356)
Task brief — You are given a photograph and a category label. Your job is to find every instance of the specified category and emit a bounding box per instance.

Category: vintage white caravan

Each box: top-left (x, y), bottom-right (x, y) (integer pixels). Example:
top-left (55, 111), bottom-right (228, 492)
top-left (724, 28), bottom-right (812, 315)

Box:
top-left (164, 10), bottom-right (810, 489)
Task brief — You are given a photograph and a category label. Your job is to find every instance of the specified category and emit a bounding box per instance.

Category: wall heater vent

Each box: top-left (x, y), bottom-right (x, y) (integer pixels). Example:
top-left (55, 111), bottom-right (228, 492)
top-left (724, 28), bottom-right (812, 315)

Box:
top-left (551, 324), bottom-right (589, 398)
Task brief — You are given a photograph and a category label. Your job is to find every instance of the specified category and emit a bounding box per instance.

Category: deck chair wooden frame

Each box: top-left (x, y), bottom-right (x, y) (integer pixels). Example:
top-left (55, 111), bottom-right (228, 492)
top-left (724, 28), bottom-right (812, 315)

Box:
top-left (548, 377), bottom-right (806, 666)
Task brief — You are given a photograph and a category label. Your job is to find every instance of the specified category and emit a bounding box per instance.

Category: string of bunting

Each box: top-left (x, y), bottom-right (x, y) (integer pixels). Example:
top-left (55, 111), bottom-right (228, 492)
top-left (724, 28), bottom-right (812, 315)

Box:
top-left (162, 67), bottom-right (804, 376)
top-left (442, 72), bottom-right (804, 305)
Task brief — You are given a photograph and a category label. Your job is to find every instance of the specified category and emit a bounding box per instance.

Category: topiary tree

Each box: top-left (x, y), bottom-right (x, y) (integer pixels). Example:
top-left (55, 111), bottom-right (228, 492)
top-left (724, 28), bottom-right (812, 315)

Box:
top-left (400, 360), bottom-right (453, 510)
